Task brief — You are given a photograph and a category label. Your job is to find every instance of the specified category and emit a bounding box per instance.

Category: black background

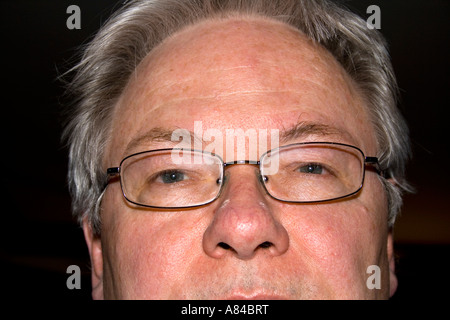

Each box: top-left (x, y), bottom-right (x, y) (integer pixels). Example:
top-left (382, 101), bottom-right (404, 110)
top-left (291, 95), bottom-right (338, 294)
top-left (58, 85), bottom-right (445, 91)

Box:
top-left (1, 0), bottom-right (449, 301)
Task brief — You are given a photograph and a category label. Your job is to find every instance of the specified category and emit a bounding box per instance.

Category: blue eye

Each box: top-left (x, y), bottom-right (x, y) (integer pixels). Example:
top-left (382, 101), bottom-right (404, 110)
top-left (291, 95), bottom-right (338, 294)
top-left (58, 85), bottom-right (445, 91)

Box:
top-left (160, 170), bottom-right (186, 183)
top-left (299, 164), bottom-right (323, 174)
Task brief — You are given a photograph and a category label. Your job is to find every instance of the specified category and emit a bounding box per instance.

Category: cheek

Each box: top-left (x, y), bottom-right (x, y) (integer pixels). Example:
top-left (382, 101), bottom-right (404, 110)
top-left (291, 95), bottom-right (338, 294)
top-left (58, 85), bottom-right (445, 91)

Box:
top-left (102, 191), bottom-right (207, 298)
top-left (287, 205), bottom-right (363, 267)
top-left (281, 196), bottom-right (386, 296)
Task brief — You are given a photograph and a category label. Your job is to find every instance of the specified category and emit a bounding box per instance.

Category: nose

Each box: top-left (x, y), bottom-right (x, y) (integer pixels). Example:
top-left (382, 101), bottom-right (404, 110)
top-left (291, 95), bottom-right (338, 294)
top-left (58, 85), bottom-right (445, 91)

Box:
top-left (202, 166), bottom-right (289, 260)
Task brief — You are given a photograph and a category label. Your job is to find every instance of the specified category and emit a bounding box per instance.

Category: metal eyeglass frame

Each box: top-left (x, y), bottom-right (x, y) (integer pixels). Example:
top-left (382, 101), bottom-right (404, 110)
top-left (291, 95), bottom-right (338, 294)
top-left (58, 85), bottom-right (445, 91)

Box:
top-left (105, 141), bottom-right (385, 209)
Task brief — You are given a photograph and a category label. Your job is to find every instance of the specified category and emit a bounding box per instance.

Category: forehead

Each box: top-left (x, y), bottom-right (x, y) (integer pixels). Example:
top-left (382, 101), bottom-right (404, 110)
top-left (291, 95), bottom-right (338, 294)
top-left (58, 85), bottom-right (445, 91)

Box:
top-left (107, 17), bottom-right (376, 163)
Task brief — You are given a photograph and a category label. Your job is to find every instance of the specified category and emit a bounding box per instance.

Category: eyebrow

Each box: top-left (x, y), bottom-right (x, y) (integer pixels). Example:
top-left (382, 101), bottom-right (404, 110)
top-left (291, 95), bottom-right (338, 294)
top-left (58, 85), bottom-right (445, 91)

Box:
top-left (124, 127), bottom-right (200, 156)
top-left (279, 121), bottom-right (350, 143)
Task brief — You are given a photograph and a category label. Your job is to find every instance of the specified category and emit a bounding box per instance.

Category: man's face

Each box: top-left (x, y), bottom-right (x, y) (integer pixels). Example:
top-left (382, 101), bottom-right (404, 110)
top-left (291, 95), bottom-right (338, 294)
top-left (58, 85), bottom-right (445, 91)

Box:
top-left (84, 17), bottom-right (397, 299)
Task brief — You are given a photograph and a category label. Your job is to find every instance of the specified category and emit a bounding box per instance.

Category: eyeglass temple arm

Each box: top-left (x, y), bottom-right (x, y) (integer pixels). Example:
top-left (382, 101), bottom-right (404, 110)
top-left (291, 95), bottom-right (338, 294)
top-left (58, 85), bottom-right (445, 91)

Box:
top-left (365, 157), bottom-right (388, 178)
top-left (107, 167), bottom-right (120, 175)
top-left (104, 167), bottom-right (120, 189)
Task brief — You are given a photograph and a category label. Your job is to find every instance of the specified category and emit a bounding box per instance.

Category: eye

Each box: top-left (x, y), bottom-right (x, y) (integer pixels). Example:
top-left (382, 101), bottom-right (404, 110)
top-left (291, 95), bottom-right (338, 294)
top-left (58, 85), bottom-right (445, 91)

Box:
top-left (159, 170), bottom-right (186, 183)
top-left (298, 163), bottom-right (323, 174)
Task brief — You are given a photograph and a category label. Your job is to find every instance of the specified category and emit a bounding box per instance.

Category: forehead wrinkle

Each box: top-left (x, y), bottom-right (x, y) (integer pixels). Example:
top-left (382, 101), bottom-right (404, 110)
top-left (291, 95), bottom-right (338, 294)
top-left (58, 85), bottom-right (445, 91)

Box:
top-left (136, 68), bottom-right (349, 110)
top-left (134, 68), bottom-right (254, 102)
top-left (127, 20), bottom-right (358, 120)
top-left (135, 35), bottom-right (347, 105)
top-left (136, 79), bottom-right (346, 115)
top-left (141, 64), bottom-right (336, 96)
top-left (145, 90), bottom-right (302, 107)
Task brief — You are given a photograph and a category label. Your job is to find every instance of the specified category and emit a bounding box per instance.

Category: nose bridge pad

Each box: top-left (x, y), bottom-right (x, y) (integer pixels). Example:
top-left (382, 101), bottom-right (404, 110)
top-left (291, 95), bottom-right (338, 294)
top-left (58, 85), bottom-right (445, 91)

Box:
top-left (259, 172), bottom-right (268, 187)
top-left (219, 163), bottom-right (267, 196)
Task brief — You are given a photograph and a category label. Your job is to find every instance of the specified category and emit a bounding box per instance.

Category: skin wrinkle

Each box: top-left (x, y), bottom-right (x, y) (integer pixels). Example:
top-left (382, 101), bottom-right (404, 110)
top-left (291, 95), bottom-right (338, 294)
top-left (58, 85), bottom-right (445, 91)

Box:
top-left (129, 63), bottom-right (352, 114)
top-left (89, 17), bottom-right (395, 299)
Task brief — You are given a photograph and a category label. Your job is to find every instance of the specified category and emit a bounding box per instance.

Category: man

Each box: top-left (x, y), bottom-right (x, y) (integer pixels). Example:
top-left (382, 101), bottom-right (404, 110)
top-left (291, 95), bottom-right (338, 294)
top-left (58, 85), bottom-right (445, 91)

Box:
top-left (63, 0), bottom-right (411, 299)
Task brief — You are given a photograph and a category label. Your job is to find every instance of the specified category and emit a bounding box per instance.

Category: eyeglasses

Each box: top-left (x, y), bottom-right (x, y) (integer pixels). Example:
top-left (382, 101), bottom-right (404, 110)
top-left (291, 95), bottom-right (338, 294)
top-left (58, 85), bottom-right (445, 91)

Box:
top-left (105, 142), bottom-right (383, 209)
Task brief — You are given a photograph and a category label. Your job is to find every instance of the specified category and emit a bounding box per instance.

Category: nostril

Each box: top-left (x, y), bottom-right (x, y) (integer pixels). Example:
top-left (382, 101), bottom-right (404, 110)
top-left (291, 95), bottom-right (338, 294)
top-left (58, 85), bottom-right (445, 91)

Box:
top-left (219, 241), bottom-right (272, 250)
top-left (218, 242), bottom-right (231, 250)
top-left (259, 241), bottom-right (273, 249)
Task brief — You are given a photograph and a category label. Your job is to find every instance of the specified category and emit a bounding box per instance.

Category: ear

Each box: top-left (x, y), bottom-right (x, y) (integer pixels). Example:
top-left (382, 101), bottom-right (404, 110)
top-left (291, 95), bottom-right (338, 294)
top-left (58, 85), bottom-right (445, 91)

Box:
top-left (387, 231), bottom-right (398, 297)
top-left (82, 217), bottom-right (104, 300)
top-left (383, 177), bottom-right (399, 297)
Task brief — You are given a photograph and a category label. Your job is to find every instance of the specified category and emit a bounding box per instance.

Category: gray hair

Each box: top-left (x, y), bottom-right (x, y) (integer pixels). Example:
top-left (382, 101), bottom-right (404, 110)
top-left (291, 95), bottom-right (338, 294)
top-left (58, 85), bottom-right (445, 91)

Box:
top-left (62, 0), bottom-right (412, 235)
